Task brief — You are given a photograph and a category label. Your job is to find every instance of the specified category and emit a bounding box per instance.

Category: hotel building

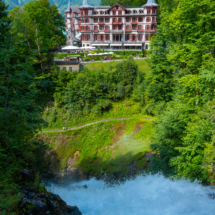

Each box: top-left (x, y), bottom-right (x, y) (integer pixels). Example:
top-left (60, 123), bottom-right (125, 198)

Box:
top-left (65, 0), bottom-right (158, 50)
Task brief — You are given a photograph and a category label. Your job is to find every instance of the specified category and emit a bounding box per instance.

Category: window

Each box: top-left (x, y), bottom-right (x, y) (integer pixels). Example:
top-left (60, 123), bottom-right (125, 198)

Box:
top-left (138, 25), bottom-right (142, 29)
top-left (94, 18), bottom-right (98, 23)
top-left (126, 25), bottom-right (130, 29)
top-left (138, 34), bottom-right (142, 40)
top-left (94, 26), bottom-right (98, 30)
top-left (118, 25), bottom-right (122, 30)
top-left (86, 34), bottom-right (90, 40)
top-left (146, 25), bottom-right (150, 30)
top-left (85, 11), bottom-right (88, 16)
top-left (105, 35), bottom-right (109, 40)
top-left (99, 18), bottom-right (104, 22)
top-left (105, 18), bottom-right (109, 23)
top-left (105, 25), bottom-right (109, 30)
top-left (132, 18), bottom-right (136, 22)
top-left (86, 26), bottom-right (88, 30)
top-left (146, 44), bottom-right (148, 49)
top-left (63, 67), bottom-right (66, 70)
top-left (146, 17), bottom-right (150, 22)
top-left (118, 11), bottom-right (122, 15)
top-left (132, 25), bottom-right (137, 30)
top-left (126, 18), bottom-right (130, 22)
top-left (100, 25), bottom-right (104, 30)
top-left (113, 11), bottom-right (116, 15)
top-left (145, 35), bottom-right (149, 41)
top-left (100, 11), bottom-right (104, 14)
top-left (139, 10), bottom-right (143, 13)
top-left (69, 67), bottom-right (73, 71)
top-left (113, 25), bottom-right (116, 30)
top-left (126, 34), bottom-right (130, 40)
top-left (152, 8), bottom-right (157, 14)
top-left (133, 10), bottom-right (136, 14)
top-left (138, 17), bottom-right (142, 22)
top-left (118, 18), bottom-right (122, 22)
top-left (147, 9), bottom-right (151, 14)
top-left (94, 35), bottom-right (97, 40)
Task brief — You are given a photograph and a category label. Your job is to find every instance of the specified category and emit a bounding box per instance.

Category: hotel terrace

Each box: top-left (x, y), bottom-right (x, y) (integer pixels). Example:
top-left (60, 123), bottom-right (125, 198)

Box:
top-left (65, 0), bottom-right (159, 50)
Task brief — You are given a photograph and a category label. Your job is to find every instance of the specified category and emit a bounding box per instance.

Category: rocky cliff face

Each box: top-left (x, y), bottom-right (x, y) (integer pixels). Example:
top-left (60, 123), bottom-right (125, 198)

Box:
top-left (19, 185), bottom-right (82, 215)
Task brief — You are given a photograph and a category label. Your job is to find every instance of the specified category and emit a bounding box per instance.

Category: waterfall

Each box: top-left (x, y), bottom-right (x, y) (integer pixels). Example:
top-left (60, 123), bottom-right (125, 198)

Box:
top-left (46, 174), bottom-right (215, 215)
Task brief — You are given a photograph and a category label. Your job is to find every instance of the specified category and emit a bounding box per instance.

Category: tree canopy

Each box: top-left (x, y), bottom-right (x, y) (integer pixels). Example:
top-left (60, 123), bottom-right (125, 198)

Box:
top-left (147, 0), bottom-right (215, 184)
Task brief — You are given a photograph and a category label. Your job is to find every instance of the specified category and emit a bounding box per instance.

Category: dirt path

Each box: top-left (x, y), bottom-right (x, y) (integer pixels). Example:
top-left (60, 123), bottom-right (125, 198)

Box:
top-left (40, 117), bottom-right (153, 133)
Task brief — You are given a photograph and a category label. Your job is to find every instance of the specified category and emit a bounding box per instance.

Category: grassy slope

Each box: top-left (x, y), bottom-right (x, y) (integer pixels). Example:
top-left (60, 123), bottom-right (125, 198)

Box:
top-left (42, 99), bottom-right (155, 131)
top-left (37, 118), bottom-right (154, 177)
top-left (86, 59), bottom-right (151, 76)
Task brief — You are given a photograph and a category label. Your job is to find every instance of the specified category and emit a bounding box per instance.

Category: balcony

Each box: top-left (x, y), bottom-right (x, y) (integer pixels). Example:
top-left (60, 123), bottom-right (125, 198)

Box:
top-left (98, 21), bottom-right (105, 25)
top-left (77, 28), bottom-right (92, 33)
top-left (151, 21), bottom-right (157, 24)
top-left (137, 29), bottom-right (144, 32)
top-left (104, 29), bottom-right (110, 33)
top-left (112, 21), bottom-right (123, 25)
top-left (125, 29), bottom-right (131, 32)
top-left (131, 21), bottom-right (137, 24)
top-left (78, 21), bottom-right (82, 24)
top-left (145, 29), bottom-right (156, 32)
top-left (93, 29), bottom-right (99, 32)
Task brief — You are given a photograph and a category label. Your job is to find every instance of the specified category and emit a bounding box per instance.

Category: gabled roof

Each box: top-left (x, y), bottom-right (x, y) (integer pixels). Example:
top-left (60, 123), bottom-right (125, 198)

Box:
top-left (93, 6), bottom-right (110, 9)
top-left (107, 3), bottom-right (128, 12)
top-left (144, 0), bottom-right (158, 6)
top-left (71, 6), bottom-right (80, 13)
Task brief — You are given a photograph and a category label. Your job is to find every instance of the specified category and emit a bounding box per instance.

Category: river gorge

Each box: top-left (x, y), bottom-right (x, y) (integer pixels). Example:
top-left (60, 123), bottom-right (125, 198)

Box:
top-left (45, 174), bottom-right (215, 215)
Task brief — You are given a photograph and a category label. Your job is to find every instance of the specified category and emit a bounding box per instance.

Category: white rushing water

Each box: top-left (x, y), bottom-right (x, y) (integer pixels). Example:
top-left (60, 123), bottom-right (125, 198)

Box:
top-left (46, 174), bottom-right (215, 215)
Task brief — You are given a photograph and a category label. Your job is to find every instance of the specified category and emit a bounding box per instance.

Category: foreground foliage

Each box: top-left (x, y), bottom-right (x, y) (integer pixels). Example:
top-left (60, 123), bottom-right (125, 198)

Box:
top-left (148, 0), bottom-right (215, 184)
top-left (0, 0), bottom-right (65, 213)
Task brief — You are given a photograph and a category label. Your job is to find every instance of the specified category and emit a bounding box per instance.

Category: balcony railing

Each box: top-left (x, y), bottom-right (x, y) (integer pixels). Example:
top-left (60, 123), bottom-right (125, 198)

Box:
top-left (131, 21), bottom-right (137, 24)
top-left (112, 28), bottom-right (123, 31)
top-left (93, 29), bottom-right (99, 32)
top-left (77, 29), bottom-right (92, 32)
top-left (98, 21), bottom-right (105, 25)
top-left (125, 40), bottom-right (142, 42)
top-left (125, 29), bottom-right (131, 32)
top-left (77, 21), bottom-right (82, 24)
top-left (151, 21), bottom-right (157, 24)
top-left (137, 29), bottom-right (144, 32)
top-left (112, 21), bottom-right (123, 24)
top-left (104, 29), bottom-right (110, 32)
top-left (145, 29), bottom-right (156, 32)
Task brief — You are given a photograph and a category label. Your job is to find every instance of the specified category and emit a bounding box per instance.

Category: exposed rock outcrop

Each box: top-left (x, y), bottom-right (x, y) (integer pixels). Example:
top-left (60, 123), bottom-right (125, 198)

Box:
top-left (19, 185), bottom-right (82, 215)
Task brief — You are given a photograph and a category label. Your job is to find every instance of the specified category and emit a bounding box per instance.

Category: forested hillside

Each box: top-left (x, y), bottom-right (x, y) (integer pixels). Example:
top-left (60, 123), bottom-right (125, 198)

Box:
top-left (3, 0), bottom-right (101, 15)
top-left (0, 0), bottom-right (66, 213)
top-left (144, 0), bottom-right (215, 185)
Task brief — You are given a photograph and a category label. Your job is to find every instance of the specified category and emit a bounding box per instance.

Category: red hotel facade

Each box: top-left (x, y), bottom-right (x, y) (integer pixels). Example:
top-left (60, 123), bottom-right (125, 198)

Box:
top-left (65, 0), bottom-right (159, 50)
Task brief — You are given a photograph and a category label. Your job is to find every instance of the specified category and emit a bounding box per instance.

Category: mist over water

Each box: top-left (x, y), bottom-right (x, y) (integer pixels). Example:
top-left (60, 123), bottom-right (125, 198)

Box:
top-left (46, 174), bottom-right (215, 215)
